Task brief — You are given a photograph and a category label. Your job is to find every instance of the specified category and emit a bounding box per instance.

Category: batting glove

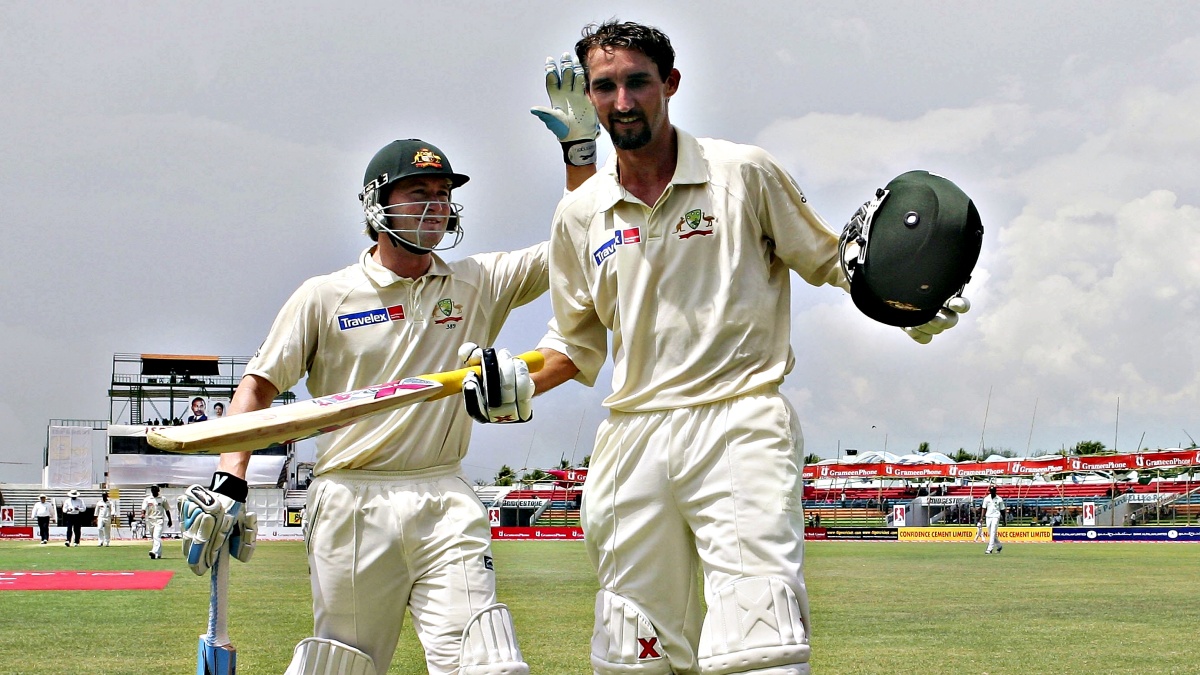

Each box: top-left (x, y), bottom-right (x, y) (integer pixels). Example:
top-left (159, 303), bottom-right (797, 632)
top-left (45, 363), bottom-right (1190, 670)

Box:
top-left (459, 342), bottom-right (534, 424)
top-left (904, 296), bottom-right (971, 344)
top-left (179, 472), bottom-right (257, 576)
top-left (531, 52), bottom-right (599, 167)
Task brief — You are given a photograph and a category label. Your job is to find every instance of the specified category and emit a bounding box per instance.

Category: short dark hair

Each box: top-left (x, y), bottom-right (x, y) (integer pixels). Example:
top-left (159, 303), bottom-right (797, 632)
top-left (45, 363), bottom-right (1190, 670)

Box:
top-left (575, 19), bottom-right (675, 84)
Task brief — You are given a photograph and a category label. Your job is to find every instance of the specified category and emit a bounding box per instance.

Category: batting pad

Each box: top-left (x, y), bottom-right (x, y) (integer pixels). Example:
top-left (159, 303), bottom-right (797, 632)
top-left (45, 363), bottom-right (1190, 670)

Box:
top-left (698, 577), bottom-right (810, 675)
top-left (591, 590), bottom-right (672, 675)
top-left (283, 638), bottom-right (376, 675)
top-left (459, 603), bottom-right (530, 675)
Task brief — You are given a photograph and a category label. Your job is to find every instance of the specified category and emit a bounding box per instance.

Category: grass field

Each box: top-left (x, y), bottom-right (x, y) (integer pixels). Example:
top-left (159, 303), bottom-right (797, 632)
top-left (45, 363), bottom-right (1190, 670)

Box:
top-left (1, 538), bottom-right (1198, 674)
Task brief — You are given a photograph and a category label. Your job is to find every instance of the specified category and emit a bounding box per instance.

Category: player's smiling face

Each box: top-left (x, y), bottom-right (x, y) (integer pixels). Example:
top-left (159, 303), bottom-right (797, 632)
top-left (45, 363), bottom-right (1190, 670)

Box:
top-left (585, 47), bottom-right (679, 151)
top-left (383, 175), bottom-right (455, 249)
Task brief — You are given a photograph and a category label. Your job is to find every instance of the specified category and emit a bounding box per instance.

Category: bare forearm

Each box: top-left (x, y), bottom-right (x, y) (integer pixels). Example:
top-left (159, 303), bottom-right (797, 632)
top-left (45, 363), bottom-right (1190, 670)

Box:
top-left (217, 374), bottom-right (280, 478)
top-left (532, 348), bottom-right (579, 395)
top-left (565, 163), bottom-right (597, 192)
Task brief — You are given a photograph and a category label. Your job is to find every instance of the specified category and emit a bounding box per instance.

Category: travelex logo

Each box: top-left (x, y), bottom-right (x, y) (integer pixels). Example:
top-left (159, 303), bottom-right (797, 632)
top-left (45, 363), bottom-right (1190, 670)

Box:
top-left (592, 227), bottom-right (641, 266)
top-left (337, 305), bottom-right (405, 330)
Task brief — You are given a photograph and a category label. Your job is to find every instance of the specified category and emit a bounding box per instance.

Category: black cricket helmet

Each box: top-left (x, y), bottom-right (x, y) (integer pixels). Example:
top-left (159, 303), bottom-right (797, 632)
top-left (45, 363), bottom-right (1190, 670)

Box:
top-left (839, 170), bottom-right (983, 327)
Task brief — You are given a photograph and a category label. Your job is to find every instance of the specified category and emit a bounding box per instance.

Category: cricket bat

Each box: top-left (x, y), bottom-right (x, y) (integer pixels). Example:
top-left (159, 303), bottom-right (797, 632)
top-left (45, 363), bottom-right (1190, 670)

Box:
top-left (148, 350), bottom-right (544, 455)
top-left (197, 545), bottom-right (236, 675)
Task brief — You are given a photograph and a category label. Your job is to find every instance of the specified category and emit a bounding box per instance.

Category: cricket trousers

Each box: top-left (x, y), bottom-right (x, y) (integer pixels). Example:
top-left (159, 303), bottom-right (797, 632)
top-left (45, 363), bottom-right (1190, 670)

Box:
top-left (97, 518), bottom-right (112, 545)
top-left (148, 518), bottom-right (165, 556)
top-left (304, 464), bottom-right (510, 675)
top-left (583, 387), bottom-right (812, 674)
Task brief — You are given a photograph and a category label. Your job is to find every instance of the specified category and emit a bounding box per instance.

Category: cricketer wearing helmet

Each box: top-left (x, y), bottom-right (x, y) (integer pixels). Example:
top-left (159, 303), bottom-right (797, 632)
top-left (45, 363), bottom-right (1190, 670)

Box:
top-left (179, 79), bottom-right (597, 673)
top-left (499, 20), bottom-right (977, 675)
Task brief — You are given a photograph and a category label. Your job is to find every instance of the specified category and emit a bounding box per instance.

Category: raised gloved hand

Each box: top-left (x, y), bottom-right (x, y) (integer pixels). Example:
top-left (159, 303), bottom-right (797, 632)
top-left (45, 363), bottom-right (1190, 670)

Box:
top-left (178, 472), bottom-right (258, 576)
top-left (903, 296), bottom-right (971, 344)
top-left (459, 342), bottom-right (534, 424)
top-left (531, 52), bottom-right (599, 167)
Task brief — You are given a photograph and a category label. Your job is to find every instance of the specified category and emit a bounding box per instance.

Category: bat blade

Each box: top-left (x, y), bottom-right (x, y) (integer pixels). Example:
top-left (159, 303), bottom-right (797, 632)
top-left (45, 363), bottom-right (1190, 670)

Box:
top-left (197, 638), bottom-right (236, 675)
top-left (148, 350), bottom-right (544, 454)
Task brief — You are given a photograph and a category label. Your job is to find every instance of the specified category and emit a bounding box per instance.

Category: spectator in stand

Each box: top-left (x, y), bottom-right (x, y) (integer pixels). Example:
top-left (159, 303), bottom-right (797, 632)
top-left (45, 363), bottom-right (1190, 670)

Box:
top-left (61, 489), bottom-right (85, 547)
top-left (31, 494), bottom-right (55, 544)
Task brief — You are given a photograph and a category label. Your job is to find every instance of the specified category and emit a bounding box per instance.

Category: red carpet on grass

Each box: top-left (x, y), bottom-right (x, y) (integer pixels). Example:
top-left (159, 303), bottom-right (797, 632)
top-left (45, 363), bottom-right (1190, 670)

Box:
top-left (0, 570), bottom-right (174, 591)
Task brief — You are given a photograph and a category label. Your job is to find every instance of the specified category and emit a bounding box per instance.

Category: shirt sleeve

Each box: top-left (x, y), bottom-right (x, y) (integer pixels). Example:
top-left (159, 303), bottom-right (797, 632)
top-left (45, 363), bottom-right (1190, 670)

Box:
top-left (546, 201), bottom-right (608, 387)
top-left (750, 150), bottom-right (849, 292)
top-left (244, 279), bottom-right (324, 394)
top-left (475, 241), bottom-right (550, 334)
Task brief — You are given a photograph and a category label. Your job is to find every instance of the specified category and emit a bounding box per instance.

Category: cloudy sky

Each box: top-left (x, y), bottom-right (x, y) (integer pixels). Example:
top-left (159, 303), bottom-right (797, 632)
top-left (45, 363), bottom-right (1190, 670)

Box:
top-left (2, 2), bottom-right (1198, 485)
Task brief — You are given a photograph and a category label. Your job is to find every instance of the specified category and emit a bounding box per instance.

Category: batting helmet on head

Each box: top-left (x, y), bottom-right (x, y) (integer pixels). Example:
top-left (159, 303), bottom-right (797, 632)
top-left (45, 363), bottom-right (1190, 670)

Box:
top-left (839, 170), bottom-right (983, 327)
top-left (359, 139), bottom-right (470, 252)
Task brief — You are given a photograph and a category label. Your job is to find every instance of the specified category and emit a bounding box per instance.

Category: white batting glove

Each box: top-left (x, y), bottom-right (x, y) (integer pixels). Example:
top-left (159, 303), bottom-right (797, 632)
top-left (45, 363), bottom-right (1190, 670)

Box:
top-left (459, 342), bottom-right (534, 424)
top-left (178, 472), bottom-right (257, 575)
top-left (531, 52), bottom-right (599, 167)
top-left (904, 296), bottom-right (971, 344)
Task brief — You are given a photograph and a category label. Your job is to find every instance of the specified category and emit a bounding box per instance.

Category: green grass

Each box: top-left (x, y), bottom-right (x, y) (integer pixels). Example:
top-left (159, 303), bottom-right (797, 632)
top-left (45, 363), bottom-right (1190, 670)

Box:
top-left (1, 539), bottom-right (1198, 673)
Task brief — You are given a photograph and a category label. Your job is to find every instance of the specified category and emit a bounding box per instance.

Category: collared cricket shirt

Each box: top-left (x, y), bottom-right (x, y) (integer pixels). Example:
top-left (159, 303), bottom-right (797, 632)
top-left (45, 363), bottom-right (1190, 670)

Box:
top-left (247, 244), bottom-right (547, 474)
top-left (542, 129), bottom-right (848, 412)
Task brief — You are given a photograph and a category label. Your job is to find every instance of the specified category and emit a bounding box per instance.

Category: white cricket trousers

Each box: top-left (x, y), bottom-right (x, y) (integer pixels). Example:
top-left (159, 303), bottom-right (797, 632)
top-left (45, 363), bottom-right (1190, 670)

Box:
top-left (304, 465), bottom-right (502, 675)
top-left (148, 518), bottom-right (165, 556)
top-left (583, 388), bottom-right (812, 674)
top-left (986, 516), bottom-right (1001, 552)
top-left (97, 518), bottom-right (111, 545)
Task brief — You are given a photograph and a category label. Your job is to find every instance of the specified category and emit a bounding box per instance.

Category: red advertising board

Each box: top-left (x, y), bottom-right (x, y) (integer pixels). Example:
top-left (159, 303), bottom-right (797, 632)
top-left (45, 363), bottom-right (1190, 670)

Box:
top-left (801, 449), bottom-right (1200, 479)
top-left (0, 527), bottom-right (34, 540)
top-left (491, 527), bottom-right (584, 541)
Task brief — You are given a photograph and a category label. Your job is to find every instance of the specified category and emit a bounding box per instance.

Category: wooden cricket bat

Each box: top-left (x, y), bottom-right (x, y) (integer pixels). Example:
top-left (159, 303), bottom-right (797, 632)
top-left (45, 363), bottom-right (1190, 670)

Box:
top-left (197, 546), bottom-right (236, 675)
top-left (148, 351), bottom-right (544, 455)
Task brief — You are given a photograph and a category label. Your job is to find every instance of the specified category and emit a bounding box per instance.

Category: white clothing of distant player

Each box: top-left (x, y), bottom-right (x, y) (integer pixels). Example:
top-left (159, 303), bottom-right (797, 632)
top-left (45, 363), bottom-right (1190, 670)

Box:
top-left (94, 497), bottom-right (117, 546)
top-left (250, 244), bottom-right (546, 674)
top-left (141, 492), bottom-right (171, 558)
top-left (541, 130), bottom-right (846, 674)
top-left (981, 492), bottom-right (1005, 553)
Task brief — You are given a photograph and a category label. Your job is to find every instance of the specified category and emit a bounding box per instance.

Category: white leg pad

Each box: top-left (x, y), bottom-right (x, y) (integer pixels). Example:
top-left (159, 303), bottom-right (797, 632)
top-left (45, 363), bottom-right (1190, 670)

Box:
top-left (283, 637), bottom-right (377, 675)
top-left (459, 603), bottom-right (530, 675)
top-left (591, 590), bottom-right (673, 675)
top-left (698, 577), bottom-right (810, 675)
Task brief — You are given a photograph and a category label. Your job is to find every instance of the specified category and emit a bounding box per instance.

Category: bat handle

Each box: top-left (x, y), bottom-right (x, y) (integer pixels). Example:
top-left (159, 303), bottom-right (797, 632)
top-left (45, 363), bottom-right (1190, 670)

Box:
top-left (208, 543), bottom-right (231, 646)
top-left (425, 350), bottom-right (545, 399)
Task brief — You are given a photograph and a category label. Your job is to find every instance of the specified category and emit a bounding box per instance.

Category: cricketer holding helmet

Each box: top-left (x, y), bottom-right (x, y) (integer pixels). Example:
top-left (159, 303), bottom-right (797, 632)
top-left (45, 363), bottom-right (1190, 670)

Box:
top-left (502, 20), bottom-right (970, 675)
top-left (176, 60), bottom-right (597, 674)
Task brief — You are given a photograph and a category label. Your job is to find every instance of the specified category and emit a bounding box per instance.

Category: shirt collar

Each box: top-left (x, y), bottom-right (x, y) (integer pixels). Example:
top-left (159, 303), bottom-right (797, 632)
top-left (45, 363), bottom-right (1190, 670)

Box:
top-left (591, 127), bottom-right (708, 210)
top-left (359, 246), bottom-right (452, 287)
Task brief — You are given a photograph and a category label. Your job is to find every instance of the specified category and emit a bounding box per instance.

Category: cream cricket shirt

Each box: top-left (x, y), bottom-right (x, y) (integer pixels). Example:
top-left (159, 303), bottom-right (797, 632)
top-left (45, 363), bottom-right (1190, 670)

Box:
top-left (247, 244), bottom-right (547, 474)
top-left (541, 129), bottom-right (848, 412)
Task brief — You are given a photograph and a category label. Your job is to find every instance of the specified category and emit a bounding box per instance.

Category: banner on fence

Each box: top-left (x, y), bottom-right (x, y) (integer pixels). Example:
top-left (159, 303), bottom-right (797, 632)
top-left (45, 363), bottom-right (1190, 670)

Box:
top-left (1052, 527), bottom-right (1200, 542)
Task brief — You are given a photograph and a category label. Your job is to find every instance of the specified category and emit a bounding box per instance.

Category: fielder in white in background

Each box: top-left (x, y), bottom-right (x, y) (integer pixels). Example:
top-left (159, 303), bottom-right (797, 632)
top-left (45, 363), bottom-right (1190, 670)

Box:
top-left (93, 493), bottom-right (116, 547)
top-left (140, 486), bottom-right (172, 559)
top-left (500, 20), bottom-right (969, 675)
top-left (179, 123), bottom-right (593, 673)
top-left (982, 485), bottom-right (1006, 554)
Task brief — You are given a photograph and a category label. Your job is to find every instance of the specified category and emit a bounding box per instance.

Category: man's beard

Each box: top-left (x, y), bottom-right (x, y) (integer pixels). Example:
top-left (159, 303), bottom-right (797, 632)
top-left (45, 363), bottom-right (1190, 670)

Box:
top-left (608, 113), bottom-right (652, 150)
